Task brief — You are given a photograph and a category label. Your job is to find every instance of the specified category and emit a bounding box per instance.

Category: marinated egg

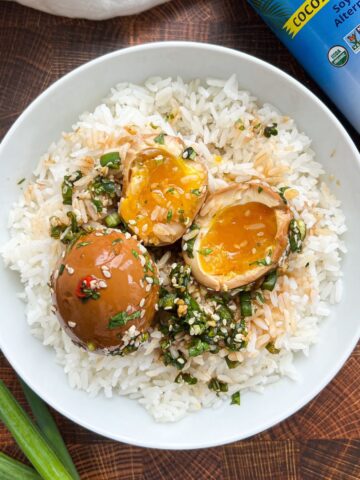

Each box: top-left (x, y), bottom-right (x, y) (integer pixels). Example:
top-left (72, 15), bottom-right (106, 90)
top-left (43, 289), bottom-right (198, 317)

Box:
top-left (183, 183), bottom-right (292, 291)
top-left (51, 230), bottom-right (159, 353)
top-left (119, 133), bottom-right (208, 245)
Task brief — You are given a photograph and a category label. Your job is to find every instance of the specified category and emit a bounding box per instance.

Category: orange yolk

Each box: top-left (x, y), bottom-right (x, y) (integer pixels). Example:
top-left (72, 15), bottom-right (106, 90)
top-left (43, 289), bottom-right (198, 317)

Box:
top-left (120, 151), bottom-right (206, 244)
top-left (199, 202), bottom-right (277, 276)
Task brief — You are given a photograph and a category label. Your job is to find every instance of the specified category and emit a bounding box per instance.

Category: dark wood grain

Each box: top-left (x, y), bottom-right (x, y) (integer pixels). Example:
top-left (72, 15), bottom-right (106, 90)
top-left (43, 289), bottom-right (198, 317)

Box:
top-left (0, 1), bottom-right (359, 478)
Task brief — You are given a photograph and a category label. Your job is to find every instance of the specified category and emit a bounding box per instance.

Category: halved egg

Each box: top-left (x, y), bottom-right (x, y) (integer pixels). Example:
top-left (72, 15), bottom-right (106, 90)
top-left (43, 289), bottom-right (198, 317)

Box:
top-left (182, 183), bottom-right (292, 291)
top-left (119, 133), bottom-right (208, 246)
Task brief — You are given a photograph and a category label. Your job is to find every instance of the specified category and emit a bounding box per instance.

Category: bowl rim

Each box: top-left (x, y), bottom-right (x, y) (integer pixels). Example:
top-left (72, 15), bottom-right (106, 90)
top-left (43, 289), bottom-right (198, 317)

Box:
top-left (1, 41), bottom-right (359, 449)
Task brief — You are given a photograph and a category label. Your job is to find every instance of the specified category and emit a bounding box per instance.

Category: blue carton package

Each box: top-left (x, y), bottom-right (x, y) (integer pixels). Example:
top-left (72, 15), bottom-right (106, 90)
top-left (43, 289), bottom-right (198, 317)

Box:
top-left (248, 0), bottom-right (360, 132)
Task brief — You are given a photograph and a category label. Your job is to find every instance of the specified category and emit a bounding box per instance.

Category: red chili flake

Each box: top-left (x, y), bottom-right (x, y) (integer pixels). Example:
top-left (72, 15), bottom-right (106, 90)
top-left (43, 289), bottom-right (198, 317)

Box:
top-left (76, 275), bottom-right (100, 300)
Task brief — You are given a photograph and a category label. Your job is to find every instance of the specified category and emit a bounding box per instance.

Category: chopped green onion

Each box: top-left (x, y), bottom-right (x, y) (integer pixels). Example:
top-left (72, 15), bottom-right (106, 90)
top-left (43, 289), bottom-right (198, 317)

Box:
top-left (104, 212), bottom-right (121, 228)
top-left (19, 379), bottom-right (80, 480)
top-left (225, 356), bottom-right (240, 369)
top-left (154, 133), bottom-right (165, 144)
top-left (0, 380), bottom-right (73, 480)
top-left (100, 151), bottom-right (120, 169)
top-left (175, 373), bottom-right (197, 385)
top-left (76, 241), bottom-right (91, 249)
top-left (91, 198), bottom-right (103, 213)
top-left (239, 292), bottom-right (252, 317)
top-left (198, 248), bottom-right (213, 256)
top-left (131, 249), bottom-right (139, 259)
top-left (61, 171), bottom-right (82, 205)
top-left (158, 292), bottom-right (177, 310)
top-left (289, 218), bottom-right (306, 252)
top-left (263, 122), bottom-right (278, 138)
top-left (166, 210), bottom-right (173, 223)
top-left (190, 188), bottom-right (201, 196)
top-left (17, 178), bottom-right (26, 185)
top-left (266, 342), bottom-right (280, 354)
top-left (262, 269), bottom-right (278, 291)
top-left (188, 339), bottom-right (210, 357)
top-left (58, 264), bottom-right (65, 276)
top-left (231, 391), bottom-right (241, 405)
top-left (297, 219), bottom-right (306, 240)
top-left (257, 186), bottom-right (263, 193)
top-left (108, 310), bottom-right (141, 329)
top-left (182, 147), bottom-right (197, 160)
top-left (0, 452), bottom-right (41, 480)
top-left (278, 186), bottom-right (289, 204)
top-left (208, 378), bottom-right (228, 393)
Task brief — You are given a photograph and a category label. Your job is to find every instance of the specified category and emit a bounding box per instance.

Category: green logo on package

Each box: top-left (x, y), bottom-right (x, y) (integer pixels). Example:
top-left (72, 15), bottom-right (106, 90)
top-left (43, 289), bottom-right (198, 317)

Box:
top-left (327, 45), bottom-right (349, 67)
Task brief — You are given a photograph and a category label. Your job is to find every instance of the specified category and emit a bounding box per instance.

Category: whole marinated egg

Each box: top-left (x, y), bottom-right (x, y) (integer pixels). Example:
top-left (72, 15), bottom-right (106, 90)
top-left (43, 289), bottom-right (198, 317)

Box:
top-left (119, 133), bottom-right (208, 246)
top-left (182, 183), bottom-right (292, 291)
top-left (51, 230), bottom-right (159, 353)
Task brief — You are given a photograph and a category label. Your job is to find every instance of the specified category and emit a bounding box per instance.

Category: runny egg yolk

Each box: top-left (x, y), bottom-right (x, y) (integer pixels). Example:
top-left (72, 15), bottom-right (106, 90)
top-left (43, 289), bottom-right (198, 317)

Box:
top-left (120, 151), bottom-right (206, 244)
top-left (199, 202), bottom-right (277, 276)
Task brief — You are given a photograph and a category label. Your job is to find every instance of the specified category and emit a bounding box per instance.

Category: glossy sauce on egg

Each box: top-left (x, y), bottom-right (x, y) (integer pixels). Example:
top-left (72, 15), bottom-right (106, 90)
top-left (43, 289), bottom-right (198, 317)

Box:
top-left (199, 202), bottom-right (277, 276)
top-left (52, 230), bottom-right (159, 353)
top-left (120, 146), bottom-right (207, 245)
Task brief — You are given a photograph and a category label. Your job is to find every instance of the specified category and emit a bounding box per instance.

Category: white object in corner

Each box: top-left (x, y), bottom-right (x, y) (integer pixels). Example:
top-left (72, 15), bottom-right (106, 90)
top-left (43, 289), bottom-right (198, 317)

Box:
top-left (14, 0), bottom-right (170, 20)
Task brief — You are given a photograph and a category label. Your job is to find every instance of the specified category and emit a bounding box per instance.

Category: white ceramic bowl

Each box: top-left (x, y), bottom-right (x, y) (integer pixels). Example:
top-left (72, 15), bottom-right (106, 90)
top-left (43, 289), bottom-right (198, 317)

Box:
top-left (0, 42), bottom-right (359, 449)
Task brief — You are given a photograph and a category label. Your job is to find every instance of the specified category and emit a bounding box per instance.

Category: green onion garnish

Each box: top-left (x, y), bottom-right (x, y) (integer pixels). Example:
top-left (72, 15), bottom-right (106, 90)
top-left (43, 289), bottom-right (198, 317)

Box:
top-left (104, 212), bottom-right (121, 228)
top-left (225, 356), bottom-right (240, 369)
top-left (108, 310), bottom-right (141, 329)
top-left (198, 248), bottom-right (213, 256)
top-left (100, 151), bottom-right (120, 169)
top-left (175, 373), bottom-right (197, 385)
top-left (208, 378), bottom-right (228, 393)
top-left (263, 122), bottom-right (278, 138)
top-left (182, 147), bottom-right (197, 160)
top-left (239, 291), bottom-right (252, 317)
top-left (262, 269), bottom-right (278, 291)
top-left (231, 391), bottom-right (241, 405)
top-left (166, 210), bottom-right (173, 223)
top-left (154, 133), bottom-right (165, 144)
top-left (266, 342), bottom-right (280, 354)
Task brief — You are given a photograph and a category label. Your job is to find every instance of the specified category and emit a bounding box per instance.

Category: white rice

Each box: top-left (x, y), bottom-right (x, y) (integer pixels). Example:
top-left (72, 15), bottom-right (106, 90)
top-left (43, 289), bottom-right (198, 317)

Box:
top-left (1, 75), bottom-right (346, 422)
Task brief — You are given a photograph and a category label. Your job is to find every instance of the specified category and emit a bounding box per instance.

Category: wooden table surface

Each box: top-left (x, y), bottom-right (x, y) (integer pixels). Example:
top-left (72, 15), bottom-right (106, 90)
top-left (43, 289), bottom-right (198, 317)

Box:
top-left (0, 1), bottom-right (359, 478)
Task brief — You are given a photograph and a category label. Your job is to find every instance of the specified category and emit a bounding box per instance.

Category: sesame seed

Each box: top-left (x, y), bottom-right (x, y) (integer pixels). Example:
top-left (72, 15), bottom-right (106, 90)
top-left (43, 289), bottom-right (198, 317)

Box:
top-left (177, 358), bottom-right (185, 364)
top-left (140, 279), bottom-right (144, 288)
top-left (145, 284), bottom-right (152, 292)
top-left (95, 232), bottom-right (103, 237)
top-left (257, 232), bottom-right (264, 237)
top-left (155, 303), bottom-right (159, 311)
top-left (103, 270), bottom-right (111, 278)
top-left (139, 298), bottom-right (145, 307)
top-left (212, 313), bottom-right (220, 321)
top-left (98, 280), bottom-right (107, 288)
top-left (251, 248), bottom-right (257, 254)
top-left (128, 219), bottom-right (136, 225)
top-left (65, 265), bottom-right (74, 275)
top-left (139, 255), bottom-right (146, 266)
top-left (68, 321), bottom-right (76, 328)
top-left (145, 276), bottom-right (154, 284)
top-left (126, 305), bottom-right (132, 312)
top-left (140, 309), bottom-right (146, 318)
top-left (125, 232), bottom-right (131, 239)
top-left (142, 224), bottom-right (148, 233)
top-left (139, 244), bottom-right (147, 254)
